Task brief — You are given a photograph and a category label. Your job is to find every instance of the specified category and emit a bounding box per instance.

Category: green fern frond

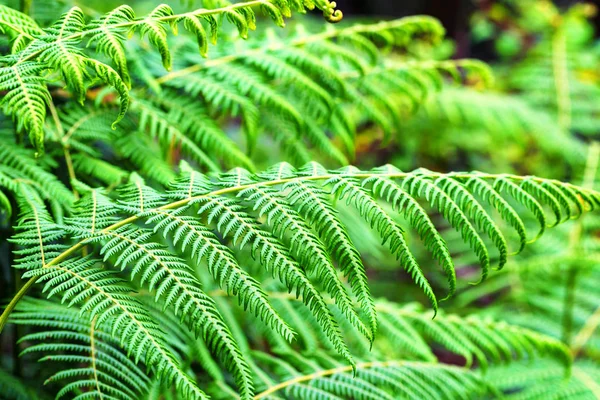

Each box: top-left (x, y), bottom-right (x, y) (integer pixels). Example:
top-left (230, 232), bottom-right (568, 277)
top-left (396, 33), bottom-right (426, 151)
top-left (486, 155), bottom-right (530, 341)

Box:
top-left (0, 62), bottom-right (50, 153)
top-left (4, 162), bottom-right (599, 399)
top-left (10, 298), bottom-right (151, 400)
top-left (245, 289), bottom-right (572, 372)
top-left (8, 192), bottom-right (206, 398)
top-left (132, 98), bottom-right (220, 172)
top-left (0, 1), bottom-right (344, 153)
top-left (250, 351), bottom-right (490, 399)
top-left (0, 5), bottom-right (43, 52)
top-left (0, 136), bottom-right (74, 214)
top-left (404, 88), bottom-right (587, 170)
top-left (376, 301), bottom-right (572, 371)
top-left (2, 5), bottom-right (598, 400)
top-left (155, 91), bottom-right (255, 170)
top-left (488, 360), bottom-right (600, 399)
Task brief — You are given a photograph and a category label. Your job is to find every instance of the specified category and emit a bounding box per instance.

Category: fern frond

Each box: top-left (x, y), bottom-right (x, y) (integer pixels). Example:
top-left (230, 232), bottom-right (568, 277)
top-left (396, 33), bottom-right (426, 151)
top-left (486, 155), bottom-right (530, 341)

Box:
top-left (0, 5), bottom-right (43, 52)
top-left (87, 5), bottom-right (135, 86)
top-left (145, 206), bottom-right (296, 341)
top-left (132, 98), bottom-right (221, 172)
top-left (25, 259), bottom-right (207, 399)
top-left (64, 186), bottom-right (255, 398)
top-left (114, 132), bottom-right (177, 186)
top-left (155, 15), bottom-right (474, 165)
top-left (488, 360), bottom-right (600, 399)
top-left (234, 168), bottom-right (374, 340)
top-left (10, 298), bottom-right (151, 400)
top-left (0, 137), bottom-right (74, 214)
top-left (251, 351), bottom-right (490, 399)
top-left (5, 162), bottom-right (597, 400)
top-left (0, 1), bottom-right (344, 153)
top-left (404, 88), bottom-right (587, 171)
top-left (246, 288), bottom-right (572, 372)
top-left (0, 62), bottom-right (50, 153)
top-left (9, 192), bottom-right (206, 398)
top-left (155, 91), bottom-right (255, 170)
top-left (191, 191), bottom-right (353, 364)
top-left (376, 301), bottom-right (572, 371)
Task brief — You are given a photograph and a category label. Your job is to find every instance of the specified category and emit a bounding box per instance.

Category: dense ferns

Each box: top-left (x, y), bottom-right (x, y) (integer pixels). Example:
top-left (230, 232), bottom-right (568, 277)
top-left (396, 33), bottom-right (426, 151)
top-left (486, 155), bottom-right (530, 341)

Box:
top-left (0, 1), bottom-right (599, 399)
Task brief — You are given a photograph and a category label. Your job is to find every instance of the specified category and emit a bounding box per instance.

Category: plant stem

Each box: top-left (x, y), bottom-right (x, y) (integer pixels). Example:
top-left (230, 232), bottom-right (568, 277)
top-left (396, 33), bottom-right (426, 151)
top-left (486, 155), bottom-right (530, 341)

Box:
top-left (0, 277), bottom-right (35, 333)
top-left (571, 303), bottom-right (600, 357)
top-left (254, 360), bottom-right (406, 398)
top-left (48, 101), bottom-right (79, 200)
top-left (19, 0), bottom-right (31, 15)
top-left (562, 141), bottom-right (600, 345)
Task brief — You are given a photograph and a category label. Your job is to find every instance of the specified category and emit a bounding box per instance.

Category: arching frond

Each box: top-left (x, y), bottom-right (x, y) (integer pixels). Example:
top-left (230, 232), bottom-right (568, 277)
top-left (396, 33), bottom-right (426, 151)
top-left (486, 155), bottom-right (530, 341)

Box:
top-left (4, 161), bottom-right (598, 399)
top-left (0, 63), bottom-right (50, 153)
top-left (0, 1), bottom-right (347, 152)
top-left (8, 192), bottom-right (206, 399)
top-left (0, 4), bottom-right (43, 51)
top-left (10, 298), bottom-right (151, 400)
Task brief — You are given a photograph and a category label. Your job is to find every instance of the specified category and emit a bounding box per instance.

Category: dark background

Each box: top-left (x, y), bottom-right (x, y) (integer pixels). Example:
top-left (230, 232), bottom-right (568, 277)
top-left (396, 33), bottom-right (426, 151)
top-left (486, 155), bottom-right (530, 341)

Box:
top-left (335, 0), bottom-right (599, 56)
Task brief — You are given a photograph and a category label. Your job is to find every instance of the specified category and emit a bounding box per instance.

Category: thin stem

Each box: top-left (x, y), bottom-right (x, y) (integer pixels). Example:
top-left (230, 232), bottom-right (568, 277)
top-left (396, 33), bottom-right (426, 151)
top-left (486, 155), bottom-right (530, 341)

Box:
top-left (571, 303), bottom-right (600, 357)
top-left (562, 141), bottom-right (599, 345)
top-left (254, 360), bottom-right (406, 399)
top-left (155, 17), bottom-right (440, 84)
top-left (48, 100), bottom-right (79, 200)
top-left (0, 277), bottom-right (36, 333)
top-left (572, 367), bottom-right (600, 397)
top-left (552, 27), bottom-right (572, 130)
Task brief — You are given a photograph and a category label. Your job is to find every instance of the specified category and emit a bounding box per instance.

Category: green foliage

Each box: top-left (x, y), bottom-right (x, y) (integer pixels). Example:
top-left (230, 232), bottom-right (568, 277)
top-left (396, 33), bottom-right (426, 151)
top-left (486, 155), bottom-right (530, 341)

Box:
top-left (0, 0), bottom-right (347, 154)
top-left (5, 161), bottom-right (599, 398)
top-left (1, 1), bottom-right (600, 399)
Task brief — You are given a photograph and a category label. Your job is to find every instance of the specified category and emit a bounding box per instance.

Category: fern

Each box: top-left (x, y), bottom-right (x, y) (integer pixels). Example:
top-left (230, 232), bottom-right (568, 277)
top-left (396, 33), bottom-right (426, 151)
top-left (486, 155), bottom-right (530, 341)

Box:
top-left (11, 298), bottom-right (151, 399)
top-left (3, 161), bottom-right (599, 397)
top-left (0, 1), bottom-right (345, 153)
top-left (7, 293), bottom-right (574, 400)
top-left (1, 2), bottom-right (599, 399)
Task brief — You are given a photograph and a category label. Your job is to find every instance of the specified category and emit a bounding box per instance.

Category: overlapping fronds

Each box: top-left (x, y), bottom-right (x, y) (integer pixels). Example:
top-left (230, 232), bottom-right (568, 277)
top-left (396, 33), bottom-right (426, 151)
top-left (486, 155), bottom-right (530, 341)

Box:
top-left (9, 298), bottom-right (151, 400)
top-left (0, 4), bottom-right (43, 51)
top-left (375, 301), bottom-right (571, 370)
top-left (0, 128), bottom-right (74, 219)
top-left (1, 2), bottom-right (599, 400)
top-left (7, 191), bottom-right (207, 399)
top-left (158, 18), bottom-right (489, 166)
top-left (240, 290), bottom-right (571, 370)
top-left (0, 1), bottom-right (346, 153)
top-left (453, 214), bottom-right (600, 357)
top-left (51, 14), bottom-right (480, 175)
top-left (488, 360), bottom-right (600, 399)
top-left (8, 295), bottom-right (574, 400)
top-left (0, 62), bottom-right (50, 153)
top-left (250, 351), bottom-right (491, 400)
top-left (4, 161), bottom-right (599, 398)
